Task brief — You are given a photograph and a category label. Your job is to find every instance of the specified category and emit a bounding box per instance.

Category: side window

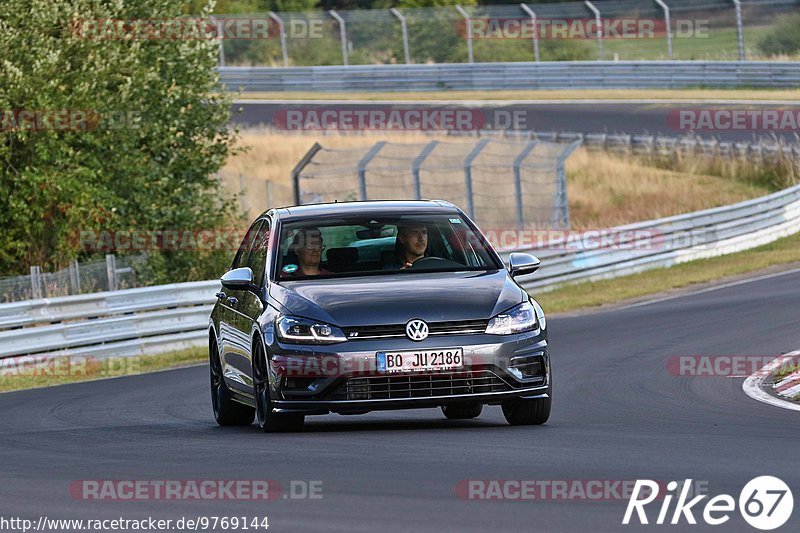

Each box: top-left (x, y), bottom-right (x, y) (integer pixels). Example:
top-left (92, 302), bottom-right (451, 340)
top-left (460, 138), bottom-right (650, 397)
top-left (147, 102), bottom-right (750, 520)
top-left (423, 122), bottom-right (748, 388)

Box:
top-left (232, 220), bottom-right (263, 270)
top-left (248, 219), bottom-right (270, 287)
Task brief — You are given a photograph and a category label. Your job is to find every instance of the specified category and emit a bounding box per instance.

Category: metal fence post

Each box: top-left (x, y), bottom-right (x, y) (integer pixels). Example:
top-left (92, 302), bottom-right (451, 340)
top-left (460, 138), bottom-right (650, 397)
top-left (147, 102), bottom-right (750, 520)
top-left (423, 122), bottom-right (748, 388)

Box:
top-left (291, 142), bottom-right (323, 205)
top-left (553, 140), bottom-right (582, 228)
top-left (69, 259), bottom-right (80, 294)
top-left (513, 141), bottom-right (538, 229)
top-left (106, 254), bottom-right (118, 292)
top-left (584, 1), bottom-right (604, 61)
top-left (30, 266), bottom-right (42, 300)
top-left (266, 180), bottom-right (273, 208)
top-left (268, 12), bottom-right (289, 67)
top-left (211, 17), bottom-right (225, 67)
top-left (519, 4), bottom-right (539, 62)
top-left (654, 0), bottom-right (672, 59)
top-left (463, 139), bottom-right (491, 219)
top-left (357, 141), bottom-right (387, 201)
top-left (390, 8), bottom-right (411, 65)
top-left (329, 10), bottom-right (349, 66)
top-left (238, 174), bottom-right (250, 214)
top-left (732, 0), bottom-right (745, 61)
top-left (412, 141), bottom-right (439, 200)
top-left (455, 5), bottom-right (474, 64)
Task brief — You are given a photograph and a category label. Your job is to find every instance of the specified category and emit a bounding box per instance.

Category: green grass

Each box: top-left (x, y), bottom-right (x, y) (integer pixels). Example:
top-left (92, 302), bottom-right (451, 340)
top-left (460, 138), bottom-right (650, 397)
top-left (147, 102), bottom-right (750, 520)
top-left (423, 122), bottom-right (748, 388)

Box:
top-left (0, 347), bottom-right (206, 393)
top-left (535, 230), bottom-right (800, 314)
top-left (603, 26), bottom-right (774, 60)
top-left (774, 363), bottom-right (800, 381)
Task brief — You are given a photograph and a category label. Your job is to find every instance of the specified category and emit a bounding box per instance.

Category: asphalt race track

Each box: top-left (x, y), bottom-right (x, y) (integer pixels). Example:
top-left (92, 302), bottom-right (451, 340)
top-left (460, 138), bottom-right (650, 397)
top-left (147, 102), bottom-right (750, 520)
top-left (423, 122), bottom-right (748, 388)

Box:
top-left (231, 100), bottom-right (800, 143)
top-left (1, 269), bottom-right (799, 532)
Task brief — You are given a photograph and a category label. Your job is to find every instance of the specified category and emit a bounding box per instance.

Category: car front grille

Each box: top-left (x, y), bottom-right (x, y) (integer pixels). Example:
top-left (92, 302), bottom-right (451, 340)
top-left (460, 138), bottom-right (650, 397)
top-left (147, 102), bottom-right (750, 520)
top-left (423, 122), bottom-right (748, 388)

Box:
top-left (342, 319), bottom-right (488, 340)
top-left (327, 369), bottom-right (514, 400)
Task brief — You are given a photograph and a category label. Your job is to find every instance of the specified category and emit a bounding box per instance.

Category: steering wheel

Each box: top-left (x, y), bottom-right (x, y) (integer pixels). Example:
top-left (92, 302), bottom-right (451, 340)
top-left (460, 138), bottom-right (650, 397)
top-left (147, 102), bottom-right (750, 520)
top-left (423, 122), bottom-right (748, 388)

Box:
top-left (407, 256), bottom-right (464, 270)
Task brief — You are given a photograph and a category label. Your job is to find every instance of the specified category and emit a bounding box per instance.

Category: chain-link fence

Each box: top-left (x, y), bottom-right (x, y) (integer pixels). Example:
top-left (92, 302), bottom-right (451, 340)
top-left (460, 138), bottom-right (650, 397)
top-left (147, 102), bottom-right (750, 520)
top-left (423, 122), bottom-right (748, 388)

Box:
top-left (218, 173), bottom-right (294, 222)
top-left (293, 138), bottom-right (580, 230)
top-left (216, 0), bottom-right (799, 66)
top-left (0, 254), bottom-right (146, 303)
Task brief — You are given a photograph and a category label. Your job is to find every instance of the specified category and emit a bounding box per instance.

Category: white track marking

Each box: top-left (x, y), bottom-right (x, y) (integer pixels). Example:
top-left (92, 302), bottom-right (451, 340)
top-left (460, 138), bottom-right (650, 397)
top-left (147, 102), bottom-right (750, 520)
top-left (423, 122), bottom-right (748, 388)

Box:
top-left (616, 267), bottom-right (800, 311)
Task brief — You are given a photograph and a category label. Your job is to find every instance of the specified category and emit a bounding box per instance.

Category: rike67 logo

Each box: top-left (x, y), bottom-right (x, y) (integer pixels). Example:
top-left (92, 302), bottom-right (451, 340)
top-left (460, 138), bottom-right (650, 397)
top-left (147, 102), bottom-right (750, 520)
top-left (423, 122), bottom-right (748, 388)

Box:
top-left (623, 476), bottom-right (793, 530)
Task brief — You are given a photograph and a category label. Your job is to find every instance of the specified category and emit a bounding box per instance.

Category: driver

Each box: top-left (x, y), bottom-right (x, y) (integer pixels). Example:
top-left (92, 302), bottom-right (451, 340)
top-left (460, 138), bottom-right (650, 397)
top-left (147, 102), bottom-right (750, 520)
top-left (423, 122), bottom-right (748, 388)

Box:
top-left (394, 223), bottom-right (428, 269)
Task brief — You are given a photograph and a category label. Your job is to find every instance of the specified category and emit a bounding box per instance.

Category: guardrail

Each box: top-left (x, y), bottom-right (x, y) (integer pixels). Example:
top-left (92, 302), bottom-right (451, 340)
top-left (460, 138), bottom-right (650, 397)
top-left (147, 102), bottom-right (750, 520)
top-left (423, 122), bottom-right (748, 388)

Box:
top-left (509, 182), bottom-right (800, 291)
top-left (2, 153), bottom-right (799, 362)
top-left (219, 61), bottom-right (800, 92)
top-left (0, 281), bottom-right (218, 359)
top-left (528, 131), bottom-right (800, 160)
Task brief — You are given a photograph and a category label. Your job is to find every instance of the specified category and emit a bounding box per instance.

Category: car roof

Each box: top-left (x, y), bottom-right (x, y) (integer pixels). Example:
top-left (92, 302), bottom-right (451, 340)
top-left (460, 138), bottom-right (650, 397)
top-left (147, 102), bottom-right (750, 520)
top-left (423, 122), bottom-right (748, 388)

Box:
top-left (267, 200), bottom-right (461, 221)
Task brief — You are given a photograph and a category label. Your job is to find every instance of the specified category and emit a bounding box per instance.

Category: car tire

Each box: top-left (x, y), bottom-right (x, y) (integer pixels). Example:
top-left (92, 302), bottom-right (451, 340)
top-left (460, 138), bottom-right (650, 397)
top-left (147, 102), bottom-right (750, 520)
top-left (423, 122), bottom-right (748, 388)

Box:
top-left (252, 340), bottom-right (305, 433)
top-left (210, 336), bottom-right (255, 426)
top-left (501, 384), bottom-right (551, 426)
top-left (441, 403), bottom-right (483, 419)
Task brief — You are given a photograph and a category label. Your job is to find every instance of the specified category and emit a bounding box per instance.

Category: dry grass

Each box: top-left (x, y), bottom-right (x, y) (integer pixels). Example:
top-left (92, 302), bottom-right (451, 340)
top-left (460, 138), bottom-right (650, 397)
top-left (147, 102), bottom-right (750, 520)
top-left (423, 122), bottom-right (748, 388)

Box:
top-left (0, 348), bottom-right (206, 394)
top-left (222, 130), bottom-right (770, 228)
top-left (565, 149), bottom-right (769, 228)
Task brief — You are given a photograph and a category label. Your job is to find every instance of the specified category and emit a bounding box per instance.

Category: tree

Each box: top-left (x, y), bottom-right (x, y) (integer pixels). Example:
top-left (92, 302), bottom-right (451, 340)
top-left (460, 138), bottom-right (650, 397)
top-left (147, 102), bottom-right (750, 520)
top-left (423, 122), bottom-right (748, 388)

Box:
top-left (758, 13), bottom-right (800, 57)
top-left (0, 0), bottom-right (238, 281)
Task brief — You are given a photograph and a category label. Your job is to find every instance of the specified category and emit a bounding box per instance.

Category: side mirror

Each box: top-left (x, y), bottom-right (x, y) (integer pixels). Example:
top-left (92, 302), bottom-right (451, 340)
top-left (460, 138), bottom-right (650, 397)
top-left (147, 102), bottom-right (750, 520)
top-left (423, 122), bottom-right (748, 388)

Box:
top-left (508, 253), bottom-right (541, 278)
top-left (220, 267), bottom-right (255, 290)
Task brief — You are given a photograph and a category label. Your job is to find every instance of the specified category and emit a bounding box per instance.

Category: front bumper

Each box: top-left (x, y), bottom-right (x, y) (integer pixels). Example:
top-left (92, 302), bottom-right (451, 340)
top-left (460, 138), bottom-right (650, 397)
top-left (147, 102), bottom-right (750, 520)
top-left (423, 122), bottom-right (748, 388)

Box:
top-left (266, 328), bottom-right (550, 415)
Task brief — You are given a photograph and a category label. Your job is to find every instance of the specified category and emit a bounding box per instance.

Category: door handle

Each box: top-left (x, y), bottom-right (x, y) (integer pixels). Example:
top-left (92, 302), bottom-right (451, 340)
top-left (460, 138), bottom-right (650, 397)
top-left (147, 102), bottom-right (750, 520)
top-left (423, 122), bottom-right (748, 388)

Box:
top-left (215, 291), bottom-right (226, 300)
top-left (226, 296), bottom-right (238, 306)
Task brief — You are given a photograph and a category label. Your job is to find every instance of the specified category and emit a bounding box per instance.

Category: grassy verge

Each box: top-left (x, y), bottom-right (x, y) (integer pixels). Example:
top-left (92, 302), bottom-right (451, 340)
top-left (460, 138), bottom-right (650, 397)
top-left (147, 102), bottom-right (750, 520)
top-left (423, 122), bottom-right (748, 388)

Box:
top-left (774, 363), bottom-right (800, 381)
top-left (0, 347), bottom-right (206, 394)
top-left (228, 89), bottom-right (800, 102)
top-left (535, 231), bottom-right (800, 314)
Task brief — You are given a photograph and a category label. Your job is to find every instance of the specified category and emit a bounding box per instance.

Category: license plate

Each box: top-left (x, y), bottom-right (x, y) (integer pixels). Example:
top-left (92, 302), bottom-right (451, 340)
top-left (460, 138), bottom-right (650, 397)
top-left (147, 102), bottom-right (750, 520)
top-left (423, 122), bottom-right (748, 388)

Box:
top-left (376, 348), bottom-right (464, 373)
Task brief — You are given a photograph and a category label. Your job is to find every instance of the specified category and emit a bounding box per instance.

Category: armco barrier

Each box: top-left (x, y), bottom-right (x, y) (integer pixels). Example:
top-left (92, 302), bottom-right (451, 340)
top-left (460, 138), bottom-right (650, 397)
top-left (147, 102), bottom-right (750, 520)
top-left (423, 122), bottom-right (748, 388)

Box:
top-left (1, 184), bottom-right (799, 361)
top-left (0, 281), bottom-right (218, 360)
top-left (219, 61), bottom-right (800, 92)
top-left (510, 182), bottom-right (800, 291)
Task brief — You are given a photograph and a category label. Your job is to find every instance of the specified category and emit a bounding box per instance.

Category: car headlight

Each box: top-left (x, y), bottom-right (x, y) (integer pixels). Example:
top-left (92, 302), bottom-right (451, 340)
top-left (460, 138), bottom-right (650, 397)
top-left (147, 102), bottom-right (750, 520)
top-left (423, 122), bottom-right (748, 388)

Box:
top-left (485, 301), bottom-right (538, 335)
top-left (276, 316), bottom-right (347, 344)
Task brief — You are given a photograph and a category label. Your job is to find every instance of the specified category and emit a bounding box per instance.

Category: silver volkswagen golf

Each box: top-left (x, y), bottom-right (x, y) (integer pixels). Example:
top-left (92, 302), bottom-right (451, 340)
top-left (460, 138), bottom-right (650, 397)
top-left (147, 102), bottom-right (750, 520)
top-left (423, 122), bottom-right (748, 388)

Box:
top-left (209, 200), bottom-right (550, 431)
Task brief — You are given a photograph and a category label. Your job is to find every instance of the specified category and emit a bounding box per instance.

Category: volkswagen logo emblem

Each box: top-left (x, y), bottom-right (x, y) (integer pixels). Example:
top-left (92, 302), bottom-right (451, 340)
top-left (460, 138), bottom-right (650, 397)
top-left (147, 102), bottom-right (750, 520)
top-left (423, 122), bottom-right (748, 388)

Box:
top-left (405, 319), bottom-right (429, 341)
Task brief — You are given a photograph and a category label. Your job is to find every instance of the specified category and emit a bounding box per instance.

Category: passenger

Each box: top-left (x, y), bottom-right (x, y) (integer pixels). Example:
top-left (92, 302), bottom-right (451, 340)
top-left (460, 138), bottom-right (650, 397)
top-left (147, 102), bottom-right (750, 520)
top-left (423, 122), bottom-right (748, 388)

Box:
top-left (283, 227), bottom-right (331, 277)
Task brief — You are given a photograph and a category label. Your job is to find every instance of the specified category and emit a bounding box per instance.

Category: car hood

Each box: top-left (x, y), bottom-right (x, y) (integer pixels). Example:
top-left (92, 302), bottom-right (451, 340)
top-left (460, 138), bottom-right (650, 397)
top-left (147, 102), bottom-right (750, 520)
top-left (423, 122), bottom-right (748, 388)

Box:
top-left (269, 270), bottom-right (524, 327)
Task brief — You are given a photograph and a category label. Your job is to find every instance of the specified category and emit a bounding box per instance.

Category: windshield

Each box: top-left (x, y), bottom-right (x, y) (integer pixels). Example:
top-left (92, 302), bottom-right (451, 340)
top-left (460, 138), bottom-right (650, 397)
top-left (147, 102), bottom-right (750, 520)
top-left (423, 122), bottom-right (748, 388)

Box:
top-left (274, 214), bottom-right (501, 281)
